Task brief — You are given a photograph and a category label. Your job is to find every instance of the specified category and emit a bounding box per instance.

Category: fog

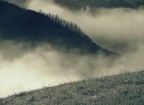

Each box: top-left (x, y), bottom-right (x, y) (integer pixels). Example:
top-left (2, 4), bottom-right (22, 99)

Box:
top-left (0, 0), bottom-right (144, 98)
top-left (0, 40), bottom-right (143, 98)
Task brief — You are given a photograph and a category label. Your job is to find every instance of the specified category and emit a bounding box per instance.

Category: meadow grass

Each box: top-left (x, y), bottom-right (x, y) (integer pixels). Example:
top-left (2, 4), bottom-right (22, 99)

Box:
top-left (0, 71), bottom-right (144, 105)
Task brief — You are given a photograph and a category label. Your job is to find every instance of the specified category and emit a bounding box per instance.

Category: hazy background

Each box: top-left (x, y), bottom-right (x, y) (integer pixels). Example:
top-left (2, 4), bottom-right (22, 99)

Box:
top-left (0, 0), bottom-right (144, 98)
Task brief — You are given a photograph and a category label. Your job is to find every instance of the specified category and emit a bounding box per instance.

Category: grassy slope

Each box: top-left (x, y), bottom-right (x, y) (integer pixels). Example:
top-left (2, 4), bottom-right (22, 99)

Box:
top-left (0, 71), bottom-right (144, 105)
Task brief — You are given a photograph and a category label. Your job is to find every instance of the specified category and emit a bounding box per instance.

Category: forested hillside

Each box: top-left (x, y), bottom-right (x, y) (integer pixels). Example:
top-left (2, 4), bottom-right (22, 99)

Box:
top-left (0, 1), bottom-right (113, 55)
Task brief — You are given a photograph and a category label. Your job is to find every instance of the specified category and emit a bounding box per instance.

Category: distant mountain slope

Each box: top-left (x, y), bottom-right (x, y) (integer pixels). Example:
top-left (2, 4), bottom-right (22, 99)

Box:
top-left (0, 71), bottom-right (144, 105)
top-left (3, 0), bottom-right (144, 10)
top-left (54, 0), bottom-right (144, 10)
top-left (0, 1), bottom-right (112, 55)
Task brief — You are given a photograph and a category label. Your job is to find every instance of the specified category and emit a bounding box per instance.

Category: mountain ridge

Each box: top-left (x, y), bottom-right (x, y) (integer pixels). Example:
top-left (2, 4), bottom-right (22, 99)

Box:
top-left (0, 1), bottom-right (113, 55)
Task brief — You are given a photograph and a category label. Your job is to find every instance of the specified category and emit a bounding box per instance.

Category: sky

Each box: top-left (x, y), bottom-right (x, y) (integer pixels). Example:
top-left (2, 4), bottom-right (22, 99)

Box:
top-left (0, 0), bottom-right (144, 98)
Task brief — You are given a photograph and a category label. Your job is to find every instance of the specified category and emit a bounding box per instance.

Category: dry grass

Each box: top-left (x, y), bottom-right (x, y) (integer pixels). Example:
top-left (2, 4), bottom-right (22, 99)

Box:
top-left (0, 71), bottom-right (144, 105)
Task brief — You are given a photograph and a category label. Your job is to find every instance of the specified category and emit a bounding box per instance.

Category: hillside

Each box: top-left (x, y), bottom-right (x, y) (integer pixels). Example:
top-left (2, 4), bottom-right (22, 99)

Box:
top-left (0, 71), bottom-right (143, 105)
top-left (54, 0), bottom-right (144, 10)
top-left (0, 1), bottom-right (112, 55)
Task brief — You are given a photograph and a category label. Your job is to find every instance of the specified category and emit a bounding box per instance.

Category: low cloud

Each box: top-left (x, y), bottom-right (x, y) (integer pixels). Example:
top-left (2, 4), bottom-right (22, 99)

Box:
top-left (0, 41), bottom-right (143, 98)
